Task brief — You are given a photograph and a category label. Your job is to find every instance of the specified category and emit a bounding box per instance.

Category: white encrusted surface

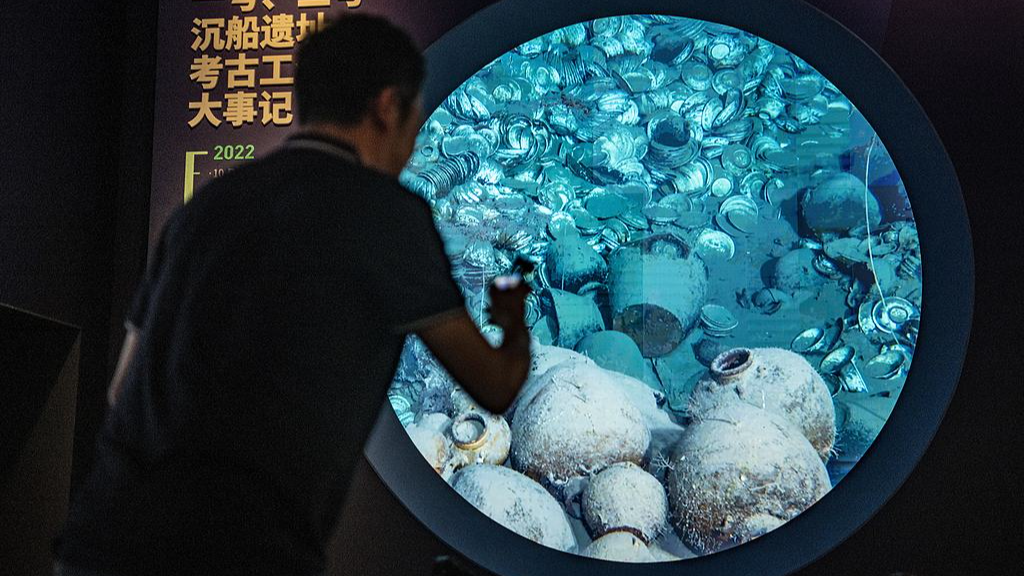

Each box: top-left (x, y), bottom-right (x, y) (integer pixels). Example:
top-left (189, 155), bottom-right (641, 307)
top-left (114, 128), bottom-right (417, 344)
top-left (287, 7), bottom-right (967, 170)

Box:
top-left (450, 464), bottom-right (577, 552)
top-left (415, 412), bottom-right (452, 434)
top-left (666, 400), bottom-right (830, 555)
top-left (647, 542), bottom-right (684, 562)
top-left (405, 422), bottom-right (453, 479)
top-left (582, 531), bottom-right (657, 563)
top-left (505, 343), bottom-right (590, 422)
top-left (593, 363), bottom-right (685, 458)
top-left (689, 347), bottom-right (835, 460)
top-left (582, 462), bottom-right (669, 542)
top-left (451, 386), bottom-right (486, 416)
top-left (453, 417), bottom-right (484, 443)
top-left (451, 413), bottom-right (512, 468)
top-left (510, 344), bottom-right (683, 454)
top-left (509, 361), bottom-right (651, 487)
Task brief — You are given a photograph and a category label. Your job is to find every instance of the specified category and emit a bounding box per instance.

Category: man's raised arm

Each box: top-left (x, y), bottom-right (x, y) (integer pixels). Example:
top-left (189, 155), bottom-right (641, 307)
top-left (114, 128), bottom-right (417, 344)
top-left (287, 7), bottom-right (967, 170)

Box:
top-left (415, 283), bottom-right (531, 414)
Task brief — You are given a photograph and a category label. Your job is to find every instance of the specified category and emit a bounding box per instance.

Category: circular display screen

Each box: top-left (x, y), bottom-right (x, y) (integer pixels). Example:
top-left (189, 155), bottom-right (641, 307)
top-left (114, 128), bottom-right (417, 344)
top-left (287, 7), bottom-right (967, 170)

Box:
top-left (387, 14), bottom-right (921, 563)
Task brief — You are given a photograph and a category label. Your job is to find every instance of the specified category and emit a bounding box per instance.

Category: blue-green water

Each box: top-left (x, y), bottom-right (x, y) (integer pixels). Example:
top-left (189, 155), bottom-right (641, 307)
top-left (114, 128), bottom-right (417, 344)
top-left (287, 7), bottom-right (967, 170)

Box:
top-left (387, 14), bottom-right (921, 562)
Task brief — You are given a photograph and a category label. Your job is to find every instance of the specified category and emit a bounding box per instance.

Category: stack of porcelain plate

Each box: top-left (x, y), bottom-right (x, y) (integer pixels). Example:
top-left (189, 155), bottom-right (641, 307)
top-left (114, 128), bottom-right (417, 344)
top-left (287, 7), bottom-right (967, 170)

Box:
top-left (642, 203), bottom-right (680, 225)
top-left (658, 193), bottom-right (706, 229)
top-left (715, 194), bottom-right (758, 236)
top-left (694, 228), bottom-right (735, 262)
top-left (389, 392), bottom-right (415, 427)
top-left (699, 303), bottom-right (738, 337)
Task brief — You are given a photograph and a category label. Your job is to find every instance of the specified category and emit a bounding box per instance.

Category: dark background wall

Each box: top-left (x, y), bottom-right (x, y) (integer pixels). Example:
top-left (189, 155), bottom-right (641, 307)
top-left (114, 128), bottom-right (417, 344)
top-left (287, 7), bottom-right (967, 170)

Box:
top-left (0, 2), bottom-right (157, 490)
top-left (1, 0), bottom-right (1020, 574)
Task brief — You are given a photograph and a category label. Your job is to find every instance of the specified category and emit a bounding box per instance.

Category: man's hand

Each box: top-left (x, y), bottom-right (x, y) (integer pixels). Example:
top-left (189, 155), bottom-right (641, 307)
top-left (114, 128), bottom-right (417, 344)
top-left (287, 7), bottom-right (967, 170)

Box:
top-left (416, 278), bottom-right (533, 415)
top-left (487, 279), bottom-right (530, 330)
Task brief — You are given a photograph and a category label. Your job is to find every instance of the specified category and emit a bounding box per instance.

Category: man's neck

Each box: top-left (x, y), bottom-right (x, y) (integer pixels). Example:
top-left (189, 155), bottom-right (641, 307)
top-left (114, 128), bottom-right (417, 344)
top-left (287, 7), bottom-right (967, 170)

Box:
top-left (300, 121), bottom-right (391, 175)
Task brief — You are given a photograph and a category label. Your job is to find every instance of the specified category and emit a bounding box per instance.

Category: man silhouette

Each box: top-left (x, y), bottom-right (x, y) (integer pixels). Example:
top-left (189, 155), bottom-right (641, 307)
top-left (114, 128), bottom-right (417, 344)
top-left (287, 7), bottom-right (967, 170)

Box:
top-left (54, 15), bottom-right (531, 576)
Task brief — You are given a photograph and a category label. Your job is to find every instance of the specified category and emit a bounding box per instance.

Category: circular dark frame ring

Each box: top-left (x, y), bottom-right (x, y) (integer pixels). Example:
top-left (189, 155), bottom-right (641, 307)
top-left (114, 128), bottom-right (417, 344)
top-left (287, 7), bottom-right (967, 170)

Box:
top-left (364, 1), bottom-right (974, 575)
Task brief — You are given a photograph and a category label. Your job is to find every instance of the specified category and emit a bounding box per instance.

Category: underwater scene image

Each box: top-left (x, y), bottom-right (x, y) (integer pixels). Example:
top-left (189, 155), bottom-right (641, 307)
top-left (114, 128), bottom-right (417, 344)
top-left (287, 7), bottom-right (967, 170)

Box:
top-left (387, 14), bottom-right (922, 562)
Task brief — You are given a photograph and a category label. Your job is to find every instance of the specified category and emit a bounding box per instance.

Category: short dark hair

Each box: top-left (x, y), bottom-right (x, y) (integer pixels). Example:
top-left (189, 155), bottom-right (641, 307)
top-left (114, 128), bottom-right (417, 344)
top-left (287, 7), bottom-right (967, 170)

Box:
top-left (295, 15), bottom-right (424, 126)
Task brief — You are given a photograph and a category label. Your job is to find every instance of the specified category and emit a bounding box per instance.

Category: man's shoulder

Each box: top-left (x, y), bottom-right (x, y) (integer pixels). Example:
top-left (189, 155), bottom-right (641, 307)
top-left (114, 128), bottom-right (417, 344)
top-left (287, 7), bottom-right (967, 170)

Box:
top-left (181, 146), bottom-right (431, 236)
top-left (264, 148), bottom-right (421, 202)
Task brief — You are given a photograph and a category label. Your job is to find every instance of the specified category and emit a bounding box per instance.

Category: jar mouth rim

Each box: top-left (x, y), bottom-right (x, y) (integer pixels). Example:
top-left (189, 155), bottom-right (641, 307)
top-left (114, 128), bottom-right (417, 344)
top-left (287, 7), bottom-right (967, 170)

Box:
top-left (452, 412), bottom-right (489, 449)
top-left (595, 527), bottom-right (653, 546)
top-left (710, 347), bottom-right (753, 380)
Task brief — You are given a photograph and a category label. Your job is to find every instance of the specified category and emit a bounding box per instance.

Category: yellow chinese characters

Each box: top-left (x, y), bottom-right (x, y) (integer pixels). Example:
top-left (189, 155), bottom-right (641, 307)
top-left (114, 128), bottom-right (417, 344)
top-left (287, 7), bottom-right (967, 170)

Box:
top-left (186, 0), bottom-right (362, 129)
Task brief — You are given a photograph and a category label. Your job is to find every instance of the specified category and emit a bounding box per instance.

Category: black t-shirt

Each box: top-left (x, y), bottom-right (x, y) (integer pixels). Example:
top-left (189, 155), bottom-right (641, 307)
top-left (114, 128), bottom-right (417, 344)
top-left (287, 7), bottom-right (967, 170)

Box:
top-left (54, 135), bottom-right (464, 576)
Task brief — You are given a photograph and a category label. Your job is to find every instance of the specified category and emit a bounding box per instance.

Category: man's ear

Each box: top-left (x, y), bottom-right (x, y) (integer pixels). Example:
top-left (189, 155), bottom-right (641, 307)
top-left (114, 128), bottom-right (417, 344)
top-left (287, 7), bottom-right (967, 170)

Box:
top-left (370, 86), bottom-right (402, 132)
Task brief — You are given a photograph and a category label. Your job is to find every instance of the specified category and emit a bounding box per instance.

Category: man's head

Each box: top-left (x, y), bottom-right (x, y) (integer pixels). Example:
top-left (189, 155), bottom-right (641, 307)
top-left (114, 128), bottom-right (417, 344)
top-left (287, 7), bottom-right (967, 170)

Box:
top-left (296, 15), bottom-right (425, 175)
